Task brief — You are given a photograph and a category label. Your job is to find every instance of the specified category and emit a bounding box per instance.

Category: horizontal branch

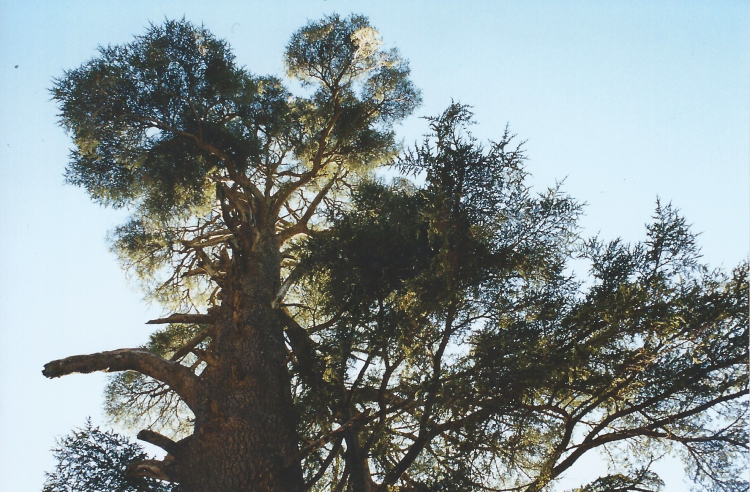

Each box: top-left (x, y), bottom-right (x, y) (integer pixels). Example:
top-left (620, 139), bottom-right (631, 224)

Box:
top-left (181, 234), bottom-right (232, 249)
top-left (137, 429), bottom-right (178, 454)
top-left (146, 314), bottom-right (216, 325)
top-left (43, 348), bottom-right (202, 410)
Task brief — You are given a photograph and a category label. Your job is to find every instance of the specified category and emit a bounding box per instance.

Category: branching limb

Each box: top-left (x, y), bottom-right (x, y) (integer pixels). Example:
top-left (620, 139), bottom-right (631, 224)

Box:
top-left (550, 388), bottom-right (747, 479)
top-left (277, 168), bottom-right (342, 243)
top-left (290, 409), bottom-right (372, 465)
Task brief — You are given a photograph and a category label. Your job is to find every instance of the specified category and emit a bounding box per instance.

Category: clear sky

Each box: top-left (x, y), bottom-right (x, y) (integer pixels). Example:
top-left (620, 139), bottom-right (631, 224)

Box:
top-left (0, 1), bottom-right (747, 491)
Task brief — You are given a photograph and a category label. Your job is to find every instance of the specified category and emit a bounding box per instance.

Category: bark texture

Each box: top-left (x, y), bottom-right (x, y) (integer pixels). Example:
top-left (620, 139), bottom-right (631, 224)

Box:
top-left (174, 235), bottom-right (304, 492)
top-left (44, 234), bottom-right (304, 492)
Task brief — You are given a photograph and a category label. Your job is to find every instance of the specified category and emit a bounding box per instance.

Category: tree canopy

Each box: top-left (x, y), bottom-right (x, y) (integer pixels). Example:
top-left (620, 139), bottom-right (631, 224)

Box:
top-left (44, 16), bottom-right (747, 492)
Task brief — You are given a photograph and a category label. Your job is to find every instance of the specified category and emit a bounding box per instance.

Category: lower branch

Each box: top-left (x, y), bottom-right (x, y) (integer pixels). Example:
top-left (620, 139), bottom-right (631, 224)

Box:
top-left (146, 313), bottom-right (215, 325)
top-left (42, 348), bottom-right (202, 410)
top-left (126, 456), bottom-right (177, 482)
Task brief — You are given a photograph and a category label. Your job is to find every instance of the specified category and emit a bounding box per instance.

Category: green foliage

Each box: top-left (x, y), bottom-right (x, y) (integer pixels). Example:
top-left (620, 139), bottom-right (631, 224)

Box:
top-left (285, 14), bottom-right (421, 170)
top-left (288, 105), bottom-right (747, 491)
top-left (49, 15), bottom-right (747, 492)
top-left (43, 419), bottom-right (174, 492)
top-left (53, 15), bottom-right (421, 309)
top-left (53, 19), bottom-right (264, 214)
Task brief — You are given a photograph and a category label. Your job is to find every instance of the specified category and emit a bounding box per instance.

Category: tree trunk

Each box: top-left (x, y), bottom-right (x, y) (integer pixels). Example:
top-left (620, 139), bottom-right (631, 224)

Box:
top-left (173, 234), bottom-right (304, 492)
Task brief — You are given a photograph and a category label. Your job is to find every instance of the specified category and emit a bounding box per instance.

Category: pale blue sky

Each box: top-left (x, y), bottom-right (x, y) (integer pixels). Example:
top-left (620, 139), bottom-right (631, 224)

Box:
top-left (1, 1), bottom-right (747, 491)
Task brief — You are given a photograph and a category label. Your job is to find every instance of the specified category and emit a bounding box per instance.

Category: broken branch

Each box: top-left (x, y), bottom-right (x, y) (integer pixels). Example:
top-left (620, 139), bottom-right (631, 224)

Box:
top-left (43, 348), bottom-right (203, 411)
top-left (146, 314), bottom-right (215, 325)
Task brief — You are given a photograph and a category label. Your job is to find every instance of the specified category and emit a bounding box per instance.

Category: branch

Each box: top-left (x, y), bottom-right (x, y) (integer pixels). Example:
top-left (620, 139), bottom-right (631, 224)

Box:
top-left (142, 116), bottom-right (264, 204)
top-left (304, 435), bottom-right (344, 488)
top-left (289, 410), bottom-right (372, 465)
top-left (269, 104), bottom-right (342, 219)
top-left (43, 348), bottom-right (202, 411)
top-left (551, 389), bottom-right (747, 479)
top-left (575, 356), bottom-right (744, 445)
top-left (169, 327), bottom-right (213, 362)
top-left (137, 429), bottom-right (178, 454)
top-left (280, 309), bottom-right (328, 391)
top-left (181, 234), bottom-right (233, 249)
top-left (146, 314), bottom-right (216, 325)
top-left (271, 267), bottom-right (304, 309)
top-left (276, 169), bottom-right (341, 243)
top-left (126, 456), bottom-right (176, 482)
top-left (375, 432), bottom-right (430, 491)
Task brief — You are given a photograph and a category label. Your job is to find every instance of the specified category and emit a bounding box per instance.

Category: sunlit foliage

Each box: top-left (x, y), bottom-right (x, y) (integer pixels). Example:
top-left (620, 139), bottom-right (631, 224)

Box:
top-left (45, 15), bottom-right (747, 492)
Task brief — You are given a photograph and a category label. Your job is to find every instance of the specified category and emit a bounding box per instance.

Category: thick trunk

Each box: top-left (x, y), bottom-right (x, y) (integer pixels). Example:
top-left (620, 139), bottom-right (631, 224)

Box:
top-left (172, 235), bottom-right (304, 492)
top-left (343, 429), bottom-right (374, 492)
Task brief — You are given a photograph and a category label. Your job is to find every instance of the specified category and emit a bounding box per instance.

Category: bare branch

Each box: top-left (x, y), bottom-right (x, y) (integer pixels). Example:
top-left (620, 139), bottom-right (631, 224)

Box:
top-left (272, 267), bottom-right (303, 309)
top-left (137, 429), bottom-right (178, 454)
top-left (277, 168), bottom-right (341, 243)
top-left (146, 314), bottom-right (215, 325)
top-left (43, 348), bottom-right (203, 410)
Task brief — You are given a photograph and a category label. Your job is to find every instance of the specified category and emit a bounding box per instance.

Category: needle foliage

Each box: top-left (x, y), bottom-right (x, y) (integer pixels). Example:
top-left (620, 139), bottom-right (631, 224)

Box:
top-left (44, 16), bottom-right (747, 492)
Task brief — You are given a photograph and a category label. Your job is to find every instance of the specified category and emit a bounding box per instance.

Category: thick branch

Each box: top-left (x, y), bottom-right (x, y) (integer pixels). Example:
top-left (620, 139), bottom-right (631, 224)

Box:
top-left (126, 456), bottom-right (176, 482)
top-left (43, 348), bottom-right (202, 410)
top-left (280, 309), bottom-right (327, 390)
top-left (272, 267), bottom-right (304, 309)
top-left (137, 429), bottom-right (178, 454)
top-left (146, 314), bottom-right (216, 325)
top-left (290, 409), bottom-right (371, 465)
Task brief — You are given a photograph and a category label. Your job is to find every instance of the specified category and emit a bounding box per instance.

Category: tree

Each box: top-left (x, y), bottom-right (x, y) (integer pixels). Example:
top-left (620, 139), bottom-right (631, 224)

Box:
top-left (43, 419), bottom-right (174, 492)
top-left (43, 16), bottom-right (747, 492)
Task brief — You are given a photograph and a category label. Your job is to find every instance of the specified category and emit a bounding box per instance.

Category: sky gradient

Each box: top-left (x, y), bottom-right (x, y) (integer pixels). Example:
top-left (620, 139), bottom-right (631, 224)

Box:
top-left (0, 1), bottom-right (747, 490)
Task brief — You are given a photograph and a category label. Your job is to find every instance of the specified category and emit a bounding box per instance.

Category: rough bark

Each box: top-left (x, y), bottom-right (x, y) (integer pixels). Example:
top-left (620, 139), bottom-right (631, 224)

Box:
top-left (43, 233), bottom-right (305, 492)
top-left (171, 233), bottom-right (304, 492)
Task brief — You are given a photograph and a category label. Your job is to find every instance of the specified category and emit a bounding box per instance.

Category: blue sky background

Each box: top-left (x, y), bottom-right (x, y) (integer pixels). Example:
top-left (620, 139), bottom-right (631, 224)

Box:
top-left (0, 1), bottom-right (747, 490)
